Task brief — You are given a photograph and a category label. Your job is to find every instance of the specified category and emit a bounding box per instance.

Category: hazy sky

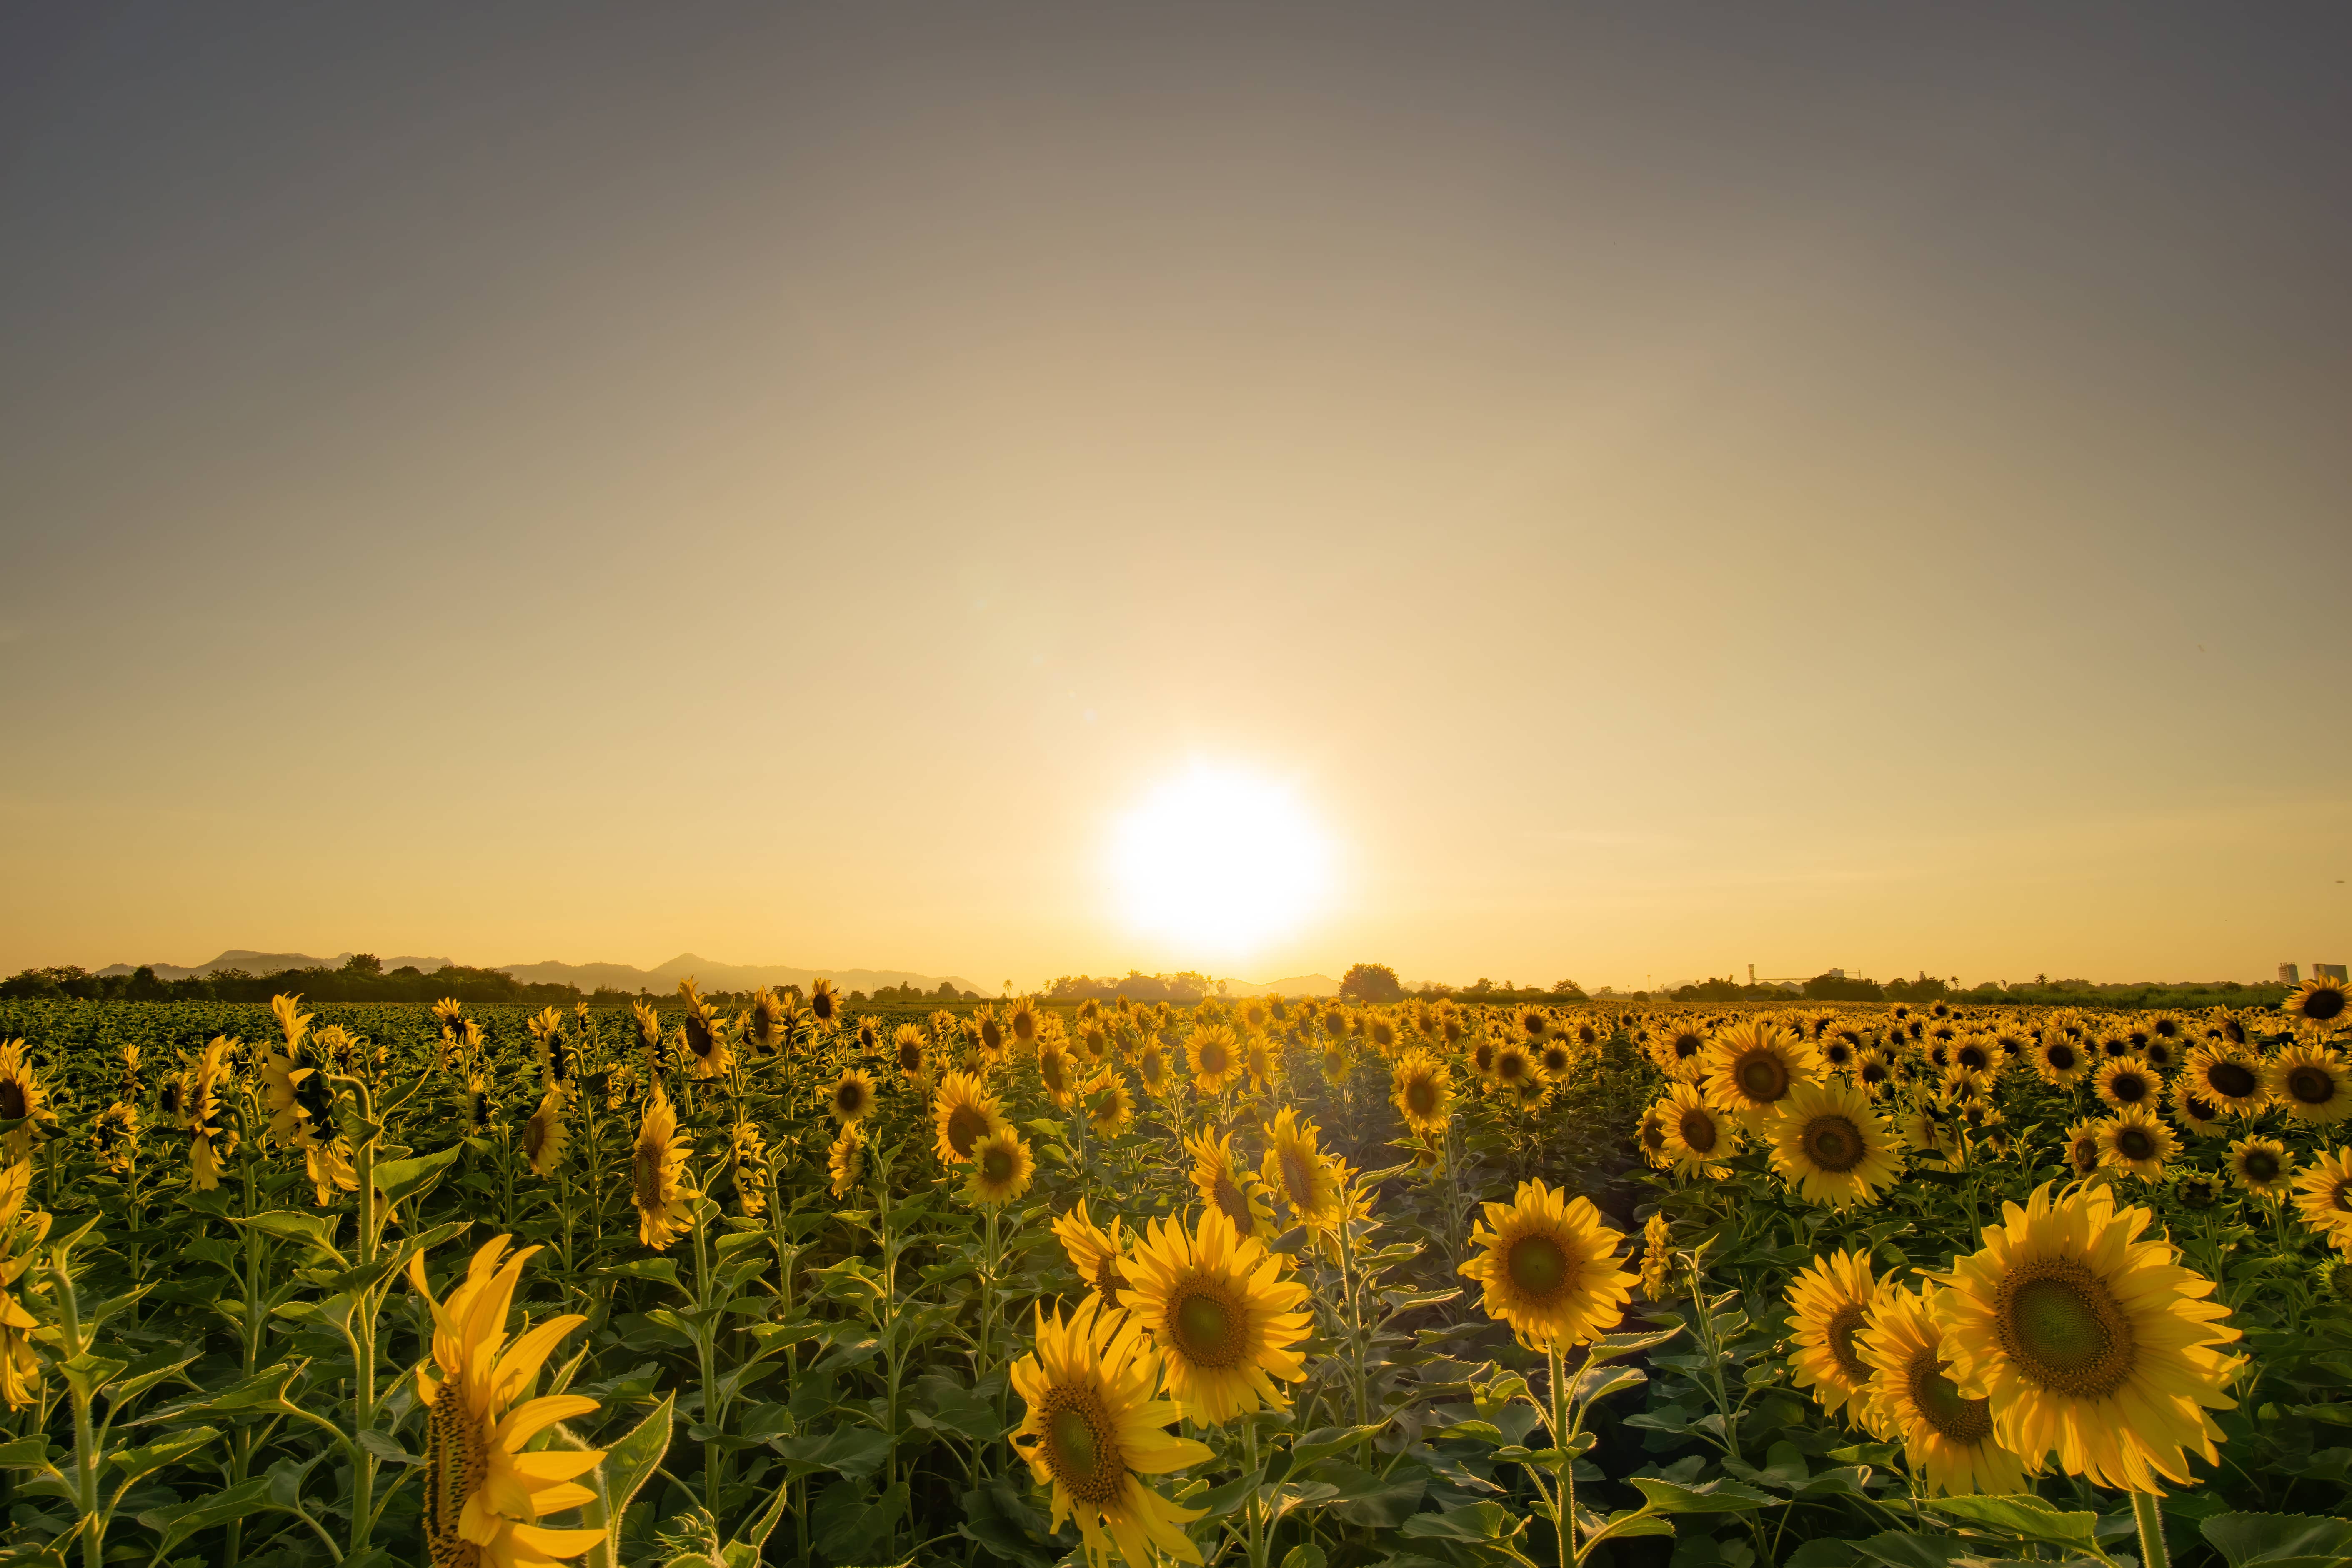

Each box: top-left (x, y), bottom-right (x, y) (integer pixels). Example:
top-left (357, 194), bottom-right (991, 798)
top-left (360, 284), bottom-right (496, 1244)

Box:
top-left (4, 3), bottom-right (2347, 990)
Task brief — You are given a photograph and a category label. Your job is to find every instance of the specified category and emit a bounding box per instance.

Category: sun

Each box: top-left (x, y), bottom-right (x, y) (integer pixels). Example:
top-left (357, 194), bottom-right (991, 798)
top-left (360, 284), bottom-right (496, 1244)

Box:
top-left (1110, 763), bottom-right (1333, 960)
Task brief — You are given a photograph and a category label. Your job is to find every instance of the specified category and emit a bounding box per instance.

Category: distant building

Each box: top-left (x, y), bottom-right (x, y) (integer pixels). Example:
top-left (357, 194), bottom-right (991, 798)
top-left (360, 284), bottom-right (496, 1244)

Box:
top-left (2319, 963), bottom-right (2349, 983)
top-left (2280, 963), bottom-right (2302, 985)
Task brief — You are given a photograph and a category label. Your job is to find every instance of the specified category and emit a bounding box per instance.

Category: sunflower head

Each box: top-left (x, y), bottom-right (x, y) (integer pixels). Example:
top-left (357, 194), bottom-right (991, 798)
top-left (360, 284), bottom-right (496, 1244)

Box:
top-left (1186, 1132), bottom-right (1273, 1239)
top-left (1858, 1283), bottom-right (2024, 1497)
top-left (1457, 1178), bottom-right (1634, 1349)
top-left (963, 1128), bottom-right (1035, 1207)
top-left (1766, 1079), bottom-right (1904, 1208)
top-left (1123, 1206), bottom-right (1312, 1425)
top-left (1787, 1249), bottom-right (1894, 1428)
top-left (2268, 1043), bottom-right (2352, 1125)
top-left (2227, 1135), bottom-right (2292, 1197)
top-left (1703, 1022), bottom-right (1823, 1121)
top-left (933, 1071), bottom-right (1006, 1164)
top-left (2286, 975), bottom-right (2350, 1025)
top-left (2094, 1109), bottom-right (2176, 1181)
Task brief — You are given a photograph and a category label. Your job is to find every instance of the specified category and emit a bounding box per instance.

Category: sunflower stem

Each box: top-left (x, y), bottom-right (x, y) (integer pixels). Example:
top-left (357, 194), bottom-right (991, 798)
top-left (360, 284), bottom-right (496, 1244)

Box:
top-left (1547, 1343), bottom-right (1574, 1568)
top-left (2130, 1489), bottom-right (2171, 1568)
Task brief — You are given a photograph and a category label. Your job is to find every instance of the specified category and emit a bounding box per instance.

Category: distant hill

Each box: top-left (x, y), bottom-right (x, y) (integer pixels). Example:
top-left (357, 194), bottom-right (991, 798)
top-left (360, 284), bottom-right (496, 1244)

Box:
top-left (1219, 974), bottom-right (1341, 998)
top-left (92, 948), bottom-right (976, 996)
top-left (98, 950), bottom-right (455, 980)
top-left (495, 953), bottom-right (982, 997)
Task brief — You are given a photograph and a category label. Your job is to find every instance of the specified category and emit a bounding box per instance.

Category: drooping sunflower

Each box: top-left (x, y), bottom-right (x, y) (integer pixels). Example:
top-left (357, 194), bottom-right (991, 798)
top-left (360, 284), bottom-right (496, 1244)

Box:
top-left (1123, 1207), bottom-right (1312, 1425)
top-left (1787, 1250), bottom-right (1896, 1430)
top-left (828, 1125), bottom-right (866, 1199)
top-left (1389, 1049), bottom-right (1454, 1140)
top-left (2291, 1146), bottom-right (2352, 1245)
top-left (409, 1236), bottom-right (606, 1568)
top-left (1637, 1211), bottom-right (1674, 1302)
top-left (520, 1090), bottom-right (569, 1178)
top-left (1634, 1103), bottom-right (1673, 1169)
top-left (0, 1043), bottom-right (48, 1166)
top-left (1186, 1132), bottom-right (1274, 1239)
top-left (1858, 1283), bottom-right (2027, 1498)
top-left (1259, 1108), bottom-right (1341, 1228)
top-left (1053, 1200), bottom-right (1131, 1305)
top-left (1934, 1180), bottom-right (2244, 1493)
top-left (2267, 1042), bottom-right (2352, 1125)
top-left (932, 1070), bottom-right (1008, 1165)
top-left (91, 1101), bottom-right (140, 1175)
top-left (2227, 1136), bottom-right (2294, 1199)
top-left (1457, 1178), bottom-right (1635, 1350)
top-left (729, 1120), bottom-right (769, 1219)
top-left (1008, 1296), bottom-right (1211, 1568)
top-left (1766, 1079), bottom-right (1904, 1209)
top-left (963, 1128), bottom-right (1035, 1207)
top-left (2181, 1044), bottom-right (2264, 1118)
top-left (2284, 974), bottom-right (2350, 1027)
top-left (178, 1036), bottom-right (236, 1191)
top-left (1703, 1022), bottom-right (1823, 1123)
top-left (2031, 1035), bottom-right (2089, 1090)
top-left (2092, 1108), bottom-right (2175, 1182)
top-left (2091, 1058), bottom-right (2159, 1113)
top-left (1657, 1082), bottom-right (1738, 1177)
top-left (630, 1091), bottom-right (696, 1251)
top-left (829, 1068), bottom-right (878, 1125)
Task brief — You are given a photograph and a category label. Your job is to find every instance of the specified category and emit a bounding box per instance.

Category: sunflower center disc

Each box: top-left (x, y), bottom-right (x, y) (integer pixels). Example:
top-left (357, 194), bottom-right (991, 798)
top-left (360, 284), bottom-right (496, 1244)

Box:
top-left (981, 1148), bottom-right (1013, 1184)
top-left (1679, 1108), bottom-right (1718, 1154)
top-left (1803, 1116), bottom-right (1864, 1172)
top-left (2005, 1268), bottom-right (2132, 1396)
top-left (1048, 1403), bottom-right (1111, 1499)
top-left (2306, 989), bottom-right (2347, 1021)
top-left (2209, 1062), bottom-right (2257, 1098)
top-left (1737, 1057), bottom-right (1786, 1101)
top-left (2243, 1150), bottom-right (2279, 1181)
top-left (2117, 1128), bottom-right (2154, 1160)
top-left (2289, 1067), bottom-right (2336, 1105)
top-left (948, 1106), bottom-right (990, 1158)
top-left (1506, 1235), bottom-right (1569, 1299)
top-left (1175, 1289), bottom-right (1239, 1366)
top-left (2048, 1044), bottom-right (2076, 1070)
top-left (2112, 1074), bottom-right (2148, 1103)
top-left (1908, 1358), bottom-right (1994, 1445)
top-left (1408, 1080), bottom-right (1436, 1116)
top-left (0, 1085), bottom-right (29, 1120)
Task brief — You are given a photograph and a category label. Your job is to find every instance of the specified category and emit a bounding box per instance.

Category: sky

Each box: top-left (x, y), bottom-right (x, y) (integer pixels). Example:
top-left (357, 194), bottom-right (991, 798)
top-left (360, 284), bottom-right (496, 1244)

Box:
top-left (3, 3), bottom-right (2348, 992)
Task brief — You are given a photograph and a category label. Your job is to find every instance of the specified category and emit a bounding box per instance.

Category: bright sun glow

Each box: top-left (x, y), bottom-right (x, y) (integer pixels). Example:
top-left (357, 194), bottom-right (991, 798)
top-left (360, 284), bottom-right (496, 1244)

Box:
top-left (1111, 763), bottom-right (1333, 960)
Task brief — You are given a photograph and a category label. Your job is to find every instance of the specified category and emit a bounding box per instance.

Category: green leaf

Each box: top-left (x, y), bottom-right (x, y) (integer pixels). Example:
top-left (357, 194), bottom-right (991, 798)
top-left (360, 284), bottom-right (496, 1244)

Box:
top-left (1280, 1547), bottom-right (1328, 1568)
top-left (1584, 1325), bottom-right (1684, 1365)
top-left (1851, 1533), bottom-right (1969, 1568)
top-left (2201, 1513), bottom-right (2352, 1568)
top-left (135, 1477), bottom-right (275, 1559)
top-left (226, 1210), bottom-right (348, 1266)
top-left (1577, 1508), bottom-right (1676, 1549)
top-left (1196, 1468), bottom-right (1268, 1518)
top-left (1627, 1477), bottom-right (1772, 1514)
top-left (580, 1393), bottom-right (673, 1568)
top-left (598, 1257), bottom-right (681, 1287)
top-left (1569, 1364), bottom-right (1647, 1404)
top-left (770, 1425), bottom-right (892, 1481)
top-left (1299, 1458), bottom-right (1427, 1529)
top-left (371, 1145), bottom-right (462, 1204)
top-left (1286, 1423), bottom-right (1386, 1468)
top-left (1401, 1500), bottom-right (1523, 1541)
top-left (1923, 1495), bottom-right (2100, 1555)
top-left (104, 1426), bottom-right (219, 1489)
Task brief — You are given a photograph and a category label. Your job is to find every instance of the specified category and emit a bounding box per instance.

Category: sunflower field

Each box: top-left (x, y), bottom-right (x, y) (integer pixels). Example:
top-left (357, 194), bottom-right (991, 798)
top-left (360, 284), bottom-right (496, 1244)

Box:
top-left (0, 974), bottom-right (2348, 1568)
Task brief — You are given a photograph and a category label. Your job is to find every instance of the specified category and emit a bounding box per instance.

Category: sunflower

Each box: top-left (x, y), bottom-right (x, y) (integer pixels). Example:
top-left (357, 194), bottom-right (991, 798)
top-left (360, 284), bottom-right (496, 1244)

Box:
top-left (1488, 1040), bottom-right (1541, 1096)
top-left (1767, 1079), bottom-right (1904, 1208)
top-left (1457, 1179), bottom-right (1634, 1349)
top-left (528, 1007), bottom-right (576, 1092)
top-left (0, 1043), bottom-right (48, 1166)
top-left (1240, 1036), bottom-right (1276, 1095)
top-left (1317, 1038), bottom-right (1351, 1086)
top-left (1136, 1045), bottom-right (1173, 1098)
top-left (2091, 1058), bottom-right (2159, 1113)
top-left (1389, 1050), bottom-right (1454, 1139)
top-left (932, 1071), bottom-right (1008, 1165)
top-left (676, 978), bottom-right (733, 1080)
top-left (1637, 1211), bottom-right (1674, 1301)
top-left (2179, 1044), bottom-right (2262, 1119)
top-left (828, 1125), bottom-right (866, 1199)
top-left (1259, 1108), bottom-right (1341, 1228)
top-left (408, 1236), bottom-right (606, 1568)
top-left (1469, 1033), bottom-right (1498, 1080)
top-left (2168, 1083), bottom-right (2224, 1140)
top-left (177, 1036), bottom-right (236, 1192)
top-left (2092, 1109), bottom-right (2175, 1182)
top-left (1537, 1039), bottom-right (1574, 1080)
top-left (630, 1091), bottom-right (696, 1250)
top-left (829, 1068), bottom-right (878, 1125)
top-left (1854, 1049), bottom-right (1895, 1099)
top-left (91, 1102), bottom-right (140, 1175)
top-left (808, 977), bottom-right (844, 1028)
top-left (1703, 1022), bottom-right (1822, 1123)
top-left (1123, 1207), bottom-right (1312, 1425)
top-left (2291, 1146), bottom-right (2352, 1245)
top-left (1038, 1045), bottom-right (1080, 1110)
top-left (520, 1090), bottom-right (569, 1178)
top-left (0, 1163), bottom-right (50, 1410)
top-left (2267, 1042), bottom-right (2352, 1125)
top-left (1934, 1180), bottom-right (2244, 1493)
top-left (2030, 1036), bottom-right (2088, 1090)
top-left (2227, 1136), bottom-right (2293, 1199)
top-left (1186, 1133), bottom-right (1274, 1239)
top-left (729, 1120), bottom-right (769, 1219)
top-left (2061, 1118), bottom-right (2105, 1180)
top-left (1053, 1200), bottom-right (1131, 1305)
top-left (964, 1128), bottom-right (1035, 1207)
top-left (2285, 975), bottom-right (2350, 1027)
top-left (1787, 1250), bottom-right (1895, 1430)
top-left (1635, 1104), bottom-right (1673, 1170)
top-left (1649, 1023), bottom-right (1709, 1081)
top-left (1186, 1025), bottom-right (1240, 1096)
top-left (1859, 1284), bottom-right (2027, 1498)
top-left (1005, 995), bottom-right (1045, 1050)
top-left (1008, 1296), bottom-right (1211, 1568)
top-left (1086, 1073), bottom-right (1137, 1138)
top-left (1657, 1082), bottom-right (1738, 1177)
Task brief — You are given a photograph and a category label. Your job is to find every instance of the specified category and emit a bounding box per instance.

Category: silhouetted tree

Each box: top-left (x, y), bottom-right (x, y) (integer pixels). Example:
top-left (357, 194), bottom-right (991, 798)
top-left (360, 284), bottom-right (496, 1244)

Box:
top-left (1339, 963), bottom-right (1404, 1003)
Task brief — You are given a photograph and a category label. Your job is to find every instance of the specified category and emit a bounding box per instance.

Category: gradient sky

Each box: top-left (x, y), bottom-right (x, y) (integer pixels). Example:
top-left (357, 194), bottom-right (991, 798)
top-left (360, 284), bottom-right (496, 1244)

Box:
top-left (4, 3), bottom-right (2347, 990)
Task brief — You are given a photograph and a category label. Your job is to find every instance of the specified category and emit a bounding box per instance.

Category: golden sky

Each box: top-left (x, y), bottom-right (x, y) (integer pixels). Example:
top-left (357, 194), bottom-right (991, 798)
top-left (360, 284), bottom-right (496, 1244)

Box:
top-left (3, 5), bottom-right (2347, 988)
